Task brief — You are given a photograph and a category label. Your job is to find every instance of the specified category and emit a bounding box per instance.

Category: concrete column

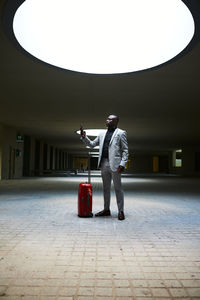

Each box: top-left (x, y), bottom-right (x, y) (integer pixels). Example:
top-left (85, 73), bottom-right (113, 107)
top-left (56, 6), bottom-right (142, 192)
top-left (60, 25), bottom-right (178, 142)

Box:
top-left (182, 147), bottom-right (195, 176)
top-left (68, 154), bottom-right (73, 169)
top-left (56, 148), bottom-right (59, 170)
top-left (39, 141), bottom-right (44, 175)
top-left (29, 137), bottom-right (35, 176)
top-left (15, 140), bottom-right (24, 179)
top-left (65, 152), bottom-right (68, 170)
top-left (46, 144), bottom-right (50, 170)
top-left (52, 147), bottom-right (55, 170)
top-left (62, 152), bottom-right (64, 169)
top-left (0, 146), bottom-right (2, 180)
top-left (0, 124), bottom-right (3, 180)
top-left (59, 151), bottom-right (61, 170)
top-left (59, 150), bottom-right (62, 169)
top-left (60, 150), bottom-right (62, 170)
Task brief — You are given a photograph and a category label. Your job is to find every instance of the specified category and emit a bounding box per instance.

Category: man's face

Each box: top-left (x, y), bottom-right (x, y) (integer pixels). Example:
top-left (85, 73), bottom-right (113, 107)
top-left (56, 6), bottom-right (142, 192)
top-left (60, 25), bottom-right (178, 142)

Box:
top-left (106, 115), bottom-right (118, 128)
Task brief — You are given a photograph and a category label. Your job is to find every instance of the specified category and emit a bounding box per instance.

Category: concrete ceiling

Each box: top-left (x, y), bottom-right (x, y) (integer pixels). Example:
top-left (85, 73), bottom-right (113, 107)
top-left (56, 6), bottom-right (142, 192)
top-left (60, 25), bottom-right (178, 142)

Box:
top-left (1, 0), bottom-right (200, 152)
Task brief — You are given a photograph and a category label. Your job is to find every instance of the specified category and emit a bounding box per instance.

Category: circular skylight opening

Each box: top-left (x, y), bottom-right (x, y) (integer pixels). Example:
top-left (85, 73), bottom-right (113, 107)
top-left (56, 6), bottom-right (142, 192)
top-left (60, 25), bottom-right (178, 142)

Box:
top-left (13, 0), bottom-right (195, 74)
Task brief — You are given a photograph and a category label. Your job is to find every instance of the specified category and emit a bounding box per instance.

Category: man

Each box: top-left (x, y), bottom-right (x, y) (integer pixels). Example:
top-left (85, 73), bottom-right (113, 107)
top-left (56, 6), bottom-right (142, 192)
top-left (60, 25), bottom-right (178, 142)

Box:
top-left (80, 115), bottom-right (128, 220)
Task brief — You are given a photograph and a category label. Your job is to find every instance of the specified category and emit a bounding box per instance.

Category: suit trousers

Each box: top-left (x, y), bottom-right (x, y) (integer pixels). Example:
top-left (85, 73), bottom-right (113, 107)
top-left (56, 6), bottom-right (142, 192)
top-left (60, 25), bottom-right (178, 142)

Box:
top-left (100, 158), bottom-right (124, 212)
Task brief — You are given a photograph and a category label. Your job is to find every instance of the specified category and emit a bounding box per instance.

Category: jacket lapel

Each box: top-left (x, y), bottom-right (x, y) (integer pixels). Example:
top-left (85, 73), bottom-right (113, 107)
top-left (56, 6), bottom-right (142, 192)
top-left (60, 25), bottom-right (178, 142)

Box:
top-left (99, 130), bottom-right (107, 154)
top-left (109, 128), bottom-right (118, 145)
top-left (101, 130), bottom-right (107, 144)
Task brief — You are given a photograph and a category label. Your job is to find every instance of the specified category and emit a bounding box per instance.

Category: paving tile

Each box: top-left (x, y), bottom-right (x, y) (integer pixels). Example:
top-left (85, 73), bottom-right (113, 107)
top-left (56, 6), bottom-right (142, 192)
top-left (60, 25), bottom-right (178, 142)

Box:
top-left (77, 297), bottom-right (94, 300)
top-left (77, 287), bottom-right (94, 296)
top-left (40, 297), bottom-right (57, 300)
top-left (12, 279), bottom-right (45, 287)
top-left (115, 287), bottom-right (132, 296)
top-left (153, 299), bottom-right (172, 300)
top-left (79, 279), bottom-right (95, 286)
top-left (151, 288), bottom-right (170, 297)
top-left (176, 272), bottom-right (200, 279)
top-left (144, 273), bottom-right (161, 280)
top-left (80, 272), bottom-right (96, 279)
top-left (6, 286), bottom-right (41, 296)
top-left (96, 279), bottom-right (112, 286)
top-left (0, 279), bottom-right (12, 286)
top-left (57, 297), bottom-right (73, 300)
top-left (114, 279), bottom-right (130, 287)
top-left (115, 298), bottom-right (133, 300)
top-left (112, 272), bottom-right (129, 279)
top-left (62, 279), bottom-right (79, 287)
top-left (147, 280), bottom-right (165, 287)
top-left (129, 273), bottom-right (145, 279)
top-left (40, 286), bottom-right (59, 296)
top-left (135, 298), bottom-right (154, 300)
top-left (132, 280), bottom-right (148, 288)
top-left (133, 288), bottom-right (152, 297)
top-left (164, 279), bottom-right (182, 288)
top-left (59, 287), bottom-right (76, 296)
top-left (0, 286), bottom-right (7, 295)
top-left (169, 287), bottom-right (188, 297)
top-left (160, 273), bottom-right (177, 279)
top-left (181, 279), bottom-right (200, 287)
top-left (45, 279), bottom-right (63, 286)
top-left (95, 297), bottom-right (115, 300)
top-left (96, 287), bottom-right (113, 296)
top-left (186, 287), bottom-right (200, 297)
top-left (0, 297), bottom-right (21, 300)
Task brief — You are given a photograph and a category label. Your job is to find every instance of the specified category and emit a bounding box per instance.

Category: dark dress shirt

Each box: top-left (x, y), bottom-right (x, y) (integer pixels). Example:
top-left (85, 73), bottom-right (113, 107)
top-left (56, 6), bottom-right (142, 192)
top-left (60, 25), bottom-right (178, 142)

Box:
top-left (101, 127), bottom-right (116, 159)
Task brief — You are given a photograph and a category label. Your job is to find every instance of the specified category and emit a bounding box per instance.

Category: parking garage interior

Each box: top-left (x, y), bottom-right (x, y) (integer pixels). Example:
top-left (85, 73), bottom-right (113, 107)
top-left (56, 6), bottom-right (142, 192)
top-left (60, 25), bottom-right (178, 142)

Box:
top-left (1, 0), bottom-right (200, 299)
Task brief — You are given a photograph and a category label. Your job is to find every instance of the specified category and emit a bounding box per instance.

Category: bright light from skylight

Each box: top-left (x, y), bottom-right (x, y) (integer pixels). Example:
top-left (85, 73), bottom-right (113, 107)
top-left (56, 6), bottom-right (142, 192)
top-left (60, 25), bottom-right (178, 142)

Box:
top-left (87, 146), bottom-right (99, 149)
top-left (77, 129), bottom-right (106, 136)
top-left (13, 0), bottom-right (195, 74)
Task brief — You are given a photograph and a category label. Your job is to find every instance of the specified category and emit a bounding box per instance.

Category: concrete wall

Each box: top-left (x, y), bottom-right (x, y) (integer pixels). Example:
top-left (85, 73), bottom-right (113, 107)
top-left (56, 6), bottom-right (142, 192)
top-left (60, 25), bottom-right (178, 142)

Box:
top-left (129, 152), bottom-right (169, 174)
top-left (130, 153), bottom-right (153, 173)
top-left (1, 126), bottom-right (24, 179)
top-left (167, 147), bottom-right (200, 176)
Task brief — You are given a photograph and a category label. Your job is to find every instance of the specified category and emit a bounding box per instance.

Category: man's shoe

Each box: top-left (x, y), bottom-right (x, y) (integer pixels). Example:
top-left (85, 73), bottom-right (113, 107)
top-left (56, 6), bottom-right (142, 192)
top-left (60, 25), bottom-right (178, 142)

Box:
top-left (118, 211), bottom-right (125, 220)
top-left (95, 209), bottom-right (111, 217)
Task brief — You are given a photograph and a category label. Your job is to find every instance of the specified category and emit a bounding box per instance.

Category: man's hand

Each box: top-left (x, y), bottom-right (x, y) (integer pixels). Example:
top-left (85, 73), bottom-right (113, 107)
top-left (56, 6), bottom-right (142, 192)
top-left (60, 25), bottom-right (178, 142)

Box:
top-left (80, 126), bottom-right (86, 138)
top-left (117, 165), bottom-right (124, 173)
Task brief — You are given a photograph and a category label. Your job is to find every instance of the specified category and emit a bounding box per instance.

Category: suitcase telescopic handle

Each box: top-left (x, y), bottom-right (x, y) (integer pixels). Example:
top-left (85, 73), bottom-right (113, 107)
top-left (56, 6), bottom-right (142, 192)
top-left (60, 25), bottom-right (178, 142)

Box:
top-left (88, 151), bottom-right (91, 184)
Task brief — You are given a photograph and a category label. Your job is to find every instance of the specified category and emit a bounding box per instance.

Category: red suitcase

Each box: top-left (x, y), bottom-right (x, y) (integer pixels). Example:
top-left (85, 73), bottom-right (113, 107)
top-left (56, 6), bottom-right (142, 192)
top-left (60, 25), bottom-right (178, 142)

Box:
top-left (78, 182), bottom-right (93, 217)
top-left (78, 151), bottom-right (93, 217)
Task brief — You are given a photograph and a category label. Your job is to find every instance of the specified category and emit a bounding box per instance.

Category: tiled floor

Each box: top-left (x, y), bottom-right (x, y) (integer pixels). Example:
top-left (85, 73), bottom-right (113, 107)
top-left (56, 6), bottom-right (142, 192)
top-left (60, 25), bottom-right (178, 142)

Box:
top-left (0, 174), bottom-right (200, 299)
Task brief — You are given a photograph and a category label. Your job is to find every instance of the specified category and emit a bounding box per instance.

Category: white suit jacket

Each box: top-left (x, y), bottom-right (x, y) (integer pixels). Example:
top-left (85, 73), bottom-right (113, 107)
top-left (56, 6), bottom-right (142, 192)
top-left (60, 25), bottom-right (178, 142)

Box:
top-left (81, 128), bottom-right (129, 172)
